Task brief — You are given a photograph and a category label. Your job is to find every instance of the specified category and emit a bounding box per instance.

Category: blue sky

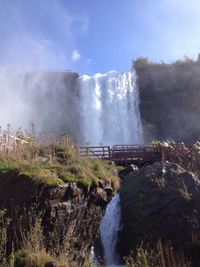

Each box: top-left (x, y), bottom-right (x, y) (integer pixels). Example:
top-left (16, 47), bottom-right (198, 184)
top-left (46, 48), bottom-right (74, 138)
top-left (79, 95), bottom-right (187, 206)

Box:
top-left (0, 0), bottom-right (200, 74)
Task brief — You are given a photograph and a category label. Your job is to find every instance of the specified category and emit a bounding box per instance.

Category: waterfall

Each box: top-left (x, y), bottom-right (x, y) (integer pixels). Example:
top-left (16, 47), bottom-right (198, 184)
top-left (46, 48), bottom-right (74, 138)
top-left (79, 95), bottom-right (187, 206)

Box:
top-left (100, 194), bottom-right (122, 266)
top-left (0, 69), bottom-right (143, 146)
top-left (79, 70), bottom-right (143, 145)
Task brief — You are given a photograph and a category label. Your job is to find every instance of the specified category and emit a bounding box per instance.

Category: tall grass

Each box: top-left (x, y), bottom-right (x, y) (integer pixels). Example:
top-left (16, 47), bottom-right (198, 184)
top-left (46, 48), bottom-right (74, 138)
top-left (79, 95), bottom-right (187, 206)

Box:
top-left (0, 132), bottom-right (120, 190)
top-left (0, 210), bottom-right (11, 266)
top-left (125, 241), bottom-right (192, 267)
top-left (0, 207), bottom-right (69, 267)
top-left (14, 215), bottom-right (69, 267)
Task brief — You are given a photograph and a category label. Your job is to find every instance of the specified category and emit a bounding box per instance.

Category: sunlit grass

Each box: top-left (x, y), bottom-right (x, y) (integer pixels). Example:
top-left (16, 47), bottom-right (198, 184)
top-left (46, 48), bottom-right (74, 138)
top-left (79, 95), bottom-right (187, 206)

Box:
top-left (0, 137), bottom-right (120, 190)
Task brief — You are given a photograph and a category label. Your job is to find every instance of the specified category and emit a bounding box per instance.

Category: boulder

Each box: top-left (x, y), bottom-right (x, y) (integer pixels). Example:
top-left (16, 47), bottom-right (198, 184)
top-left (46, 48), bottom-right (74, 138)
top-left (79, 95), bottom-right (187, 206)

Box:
top-left (119, 161), bottom-right (200, 259)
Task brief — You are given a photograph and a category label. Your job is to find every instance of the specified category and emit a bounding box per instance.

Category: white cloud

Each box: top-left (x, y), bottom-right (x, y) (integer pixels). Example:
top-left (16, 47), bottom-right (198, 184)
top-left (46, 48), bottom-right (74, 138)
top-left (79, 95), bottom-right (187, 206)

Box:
top-left (72, 49), bottom-right (81, 62)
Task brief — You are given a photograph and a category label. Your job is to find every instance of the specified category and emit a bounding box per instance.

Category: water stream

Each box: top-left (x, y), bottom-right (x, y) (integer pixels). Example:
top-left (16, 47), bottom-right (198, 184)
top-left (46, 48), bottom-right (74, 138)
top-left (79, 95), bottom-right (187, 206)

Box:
top-left (100, 194), bottom-right (122, 266)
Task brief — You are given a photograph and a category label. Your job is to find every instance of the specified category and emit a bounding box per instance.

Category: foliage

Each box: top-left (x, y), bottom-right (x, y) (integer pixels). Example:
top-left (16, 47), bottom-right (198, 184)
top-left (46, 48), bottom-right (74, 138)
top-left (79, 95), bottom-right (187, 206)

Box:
top-left (133, 55), bottom-right (196, 70)
top-left (14, 216), bottom-right (69, 267)
top-left (0, 131), bottom-right (120, 190)
top-left (0, 208), bottom-right (98, 267)
top-left (0, 210), bottom-right (10, 266)
top-left (125, 241), bottom-right (191, 267)
top-left (133, 57), bottom-right (152, 70)
top-left (150, 140), bottom-right (200, 178)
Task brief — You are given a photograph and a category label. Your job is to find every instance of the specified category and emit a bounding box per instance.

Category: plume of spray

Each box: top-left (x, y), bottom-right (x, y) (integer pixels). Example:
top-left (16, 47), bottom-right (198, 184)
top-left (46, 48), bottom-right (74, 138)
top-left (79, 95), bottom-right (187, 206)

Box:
top-left (0, 0), bottom-right (86, 136)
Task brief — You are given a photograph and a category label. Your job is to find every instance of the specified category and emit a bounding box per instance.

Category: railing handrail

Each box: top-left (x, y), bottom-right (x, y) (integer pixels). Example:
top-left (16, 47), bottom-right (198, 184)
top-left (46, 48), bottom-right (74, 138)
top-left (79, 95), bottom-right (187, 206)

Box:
top-left (79, 145), bottom-right (162, 164)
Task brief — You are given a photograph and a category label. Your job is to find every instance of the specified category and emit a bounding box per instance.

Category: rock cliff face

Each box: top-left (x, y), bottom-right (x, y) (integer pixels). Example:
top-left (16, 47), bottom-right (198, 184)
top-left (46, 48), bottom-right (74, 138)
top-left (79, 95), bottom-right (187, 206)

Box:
top-left (0, 170), bottom-right (114, 264)
top-left (134, 59), bottom-right (200, 142)
top-left (119, 162), bottom-right (200, 260)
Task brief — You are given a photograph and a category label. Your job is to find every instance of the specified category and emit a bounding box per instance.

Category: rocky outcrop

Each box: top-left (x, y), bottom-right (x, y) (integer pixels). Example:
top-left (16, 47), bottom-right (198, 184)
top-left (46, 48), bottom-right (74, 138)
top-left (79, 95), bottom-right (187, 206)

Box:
top-left (43, 182), bottom-right (113, 264)
top-left (119, 161), bottom-right (200, 260)
top-left (0, 171), bottom-right (114, 265)
top-left (134, 59), bottom-right (200, 142)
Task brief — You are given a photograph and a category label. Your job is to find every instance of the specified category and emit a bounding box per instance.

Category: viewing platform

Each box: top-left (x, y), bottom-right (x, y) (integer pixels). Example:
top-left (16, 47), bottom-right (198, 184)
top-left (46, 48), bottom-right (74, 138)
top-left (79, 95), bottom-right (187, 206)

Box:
top-left (79, 145), bottom-right (162, 165)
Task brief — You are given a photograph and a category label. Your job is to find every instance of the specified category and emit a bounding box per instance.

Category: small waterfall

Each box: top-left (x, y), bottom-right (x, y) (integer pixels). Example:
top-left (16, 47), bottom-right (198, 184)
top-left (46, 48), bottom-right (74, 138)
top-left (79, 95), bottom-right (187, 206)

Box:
top-left (100, 193), bottom-right (122, 266)
top-left (79, 70), bottom-right (143, 146)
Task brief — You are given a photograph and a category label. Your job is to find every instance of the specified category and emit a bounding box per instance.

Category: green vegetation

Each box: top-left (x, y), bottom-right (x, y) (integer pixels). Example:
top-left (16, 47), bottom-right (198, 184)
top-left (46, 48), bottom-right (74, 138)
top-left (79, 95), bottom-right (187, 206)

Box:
top-left (1, 209), bottom-right (97, 267)
top-left (0, 210), bottom-right (10, 267)
top-left (0, 135), bottom-right (120, 190)
top-left (0, 131), bottom-right (120, 266)
top-left (0, 211), bottom-right (69, 267)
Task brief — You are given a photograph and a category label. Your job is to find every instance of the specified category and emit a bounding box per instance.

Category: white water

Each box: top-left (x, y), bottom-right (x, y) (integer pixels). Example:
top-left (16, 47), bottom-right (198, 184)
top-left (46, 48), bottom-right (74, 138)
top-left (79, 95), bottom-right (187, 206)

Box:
top-left (79, 70), bottom-right (143, 146)
top-left (0, 69), bottom-right (143, 146)
top-left (100, 194), bottom-right (122, 266)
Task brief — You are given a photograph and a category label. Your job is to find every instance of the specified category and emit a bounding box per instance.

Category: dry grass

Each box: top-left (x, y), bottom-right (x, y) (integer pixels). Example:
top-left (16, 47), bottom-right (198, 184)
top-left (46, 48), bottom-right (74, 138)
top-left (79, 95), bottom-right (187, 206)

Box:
top-left (14, 216), bottom-right (69, 267)
top-left (0, 210), bottom-right (10, 267)
top-left (125, 240), bottom-right (192, 267)
top-left (0, 135), bottom-right (120, 190)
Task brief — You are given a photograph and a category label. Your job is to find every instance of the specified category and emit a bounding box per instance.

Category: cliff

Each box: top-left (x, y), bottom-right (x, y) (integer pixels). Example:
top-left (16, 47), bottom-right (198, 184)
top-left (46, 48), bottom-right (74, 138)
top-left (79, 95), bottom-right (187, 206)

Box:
top-left (0, 142), bottom-right (120, 266)
top-left (134, 58), bottom-right (200, 143)
top-left (0, 169), bottom-right (115, 265)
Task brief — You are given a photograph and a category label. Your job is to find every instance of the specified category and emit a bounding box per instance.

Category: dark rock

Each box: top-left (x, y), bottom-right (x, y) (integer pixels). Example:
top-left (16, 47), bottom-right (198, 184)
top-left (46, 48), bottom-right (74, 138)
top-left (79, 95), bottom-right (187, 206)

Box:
top-left (119, 161), bottom-right (200, 259)
top-left (135, 59), bottom-right (200, 143)
top-left (0, 171), bottom-right (114, 265)
top-left (44, 263), bottom-right (55, 267)
top-left (104, 186), bottom-right (113, 196)
top-left (98, 180), bottom-right (106, 189)
top-left (120, 164), bottom-right (139, 177)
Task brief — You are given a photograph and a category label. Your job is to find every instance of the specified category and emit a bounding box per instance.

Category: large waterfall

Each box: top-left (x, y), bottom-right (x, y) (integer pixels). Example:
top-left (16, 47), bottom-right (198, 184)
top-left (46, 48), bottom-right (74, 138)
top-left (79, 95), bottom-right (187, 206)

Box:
top-left (0, 69), bottom-right (142, 265)
top-left (0, 69), bottom-right (143, 145)
top-left (79, 70), bottom-right (143, 145)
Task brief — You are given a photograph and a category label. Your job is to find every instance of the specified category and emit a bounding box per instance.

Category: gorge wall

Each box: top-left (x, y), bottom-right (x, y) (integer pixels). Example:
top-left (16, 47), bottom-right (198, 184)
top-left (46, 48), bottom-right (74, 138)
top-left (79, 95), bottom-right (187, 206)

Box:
top-left (135, 57), bottom-right (200, 143)
top-left (2, 58), bottom-right (200, 145)
top-left (0, 168), bottom-right (115, 265)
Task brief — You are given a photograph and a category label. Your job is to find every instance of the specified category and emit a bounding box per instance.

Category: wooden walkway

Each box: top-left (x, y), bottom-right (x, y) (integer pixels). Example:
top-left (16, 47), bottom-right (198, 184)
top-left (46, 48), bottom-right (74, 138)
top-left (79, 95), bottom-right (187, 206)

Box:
top-left (79, 145), bottom-right (162, 165)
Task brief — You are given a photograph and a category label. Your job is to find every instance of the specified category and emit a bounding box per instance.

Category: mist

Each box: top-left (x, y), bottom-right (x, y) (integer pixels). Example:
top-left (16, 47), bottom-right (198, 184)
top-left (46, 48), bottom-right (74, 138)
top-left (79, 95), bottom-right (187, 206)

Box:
top-left (0, 0), bottom-right (86, 135)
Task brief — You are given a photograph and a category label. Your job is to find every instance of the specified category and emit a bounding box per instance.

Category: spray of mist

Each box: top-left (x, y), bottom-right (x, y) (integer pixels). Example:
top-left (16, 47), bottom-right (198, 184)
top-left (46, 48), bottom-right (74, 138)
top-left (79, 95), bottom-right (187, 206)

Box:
top-left (0, 0), bottom-right (86, 133)
top-left (0, 1), bottom-right (144, 145)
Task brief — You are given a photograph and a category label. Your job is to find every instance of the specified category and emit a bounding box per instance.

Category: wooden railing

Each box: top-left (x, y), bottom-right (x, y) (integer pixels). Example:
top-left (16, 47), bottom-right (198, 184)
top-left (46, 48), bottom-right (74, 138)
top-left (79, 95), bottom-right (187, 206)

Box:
top-left (79, 146), bottom-right (111, 159)
top-left (79, 145), bottom-right (162, 165)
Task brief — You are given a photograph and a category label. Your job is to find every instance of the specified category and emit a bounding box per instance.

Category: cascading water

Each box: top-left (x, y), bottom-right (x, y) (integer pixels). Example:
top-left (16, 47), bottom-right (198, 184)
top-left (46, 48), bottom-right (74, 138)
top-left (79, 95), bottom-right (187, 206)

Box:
top-left (0, 69), bottom-right (143, 146)
top-left (81, 70), bottom-right (143, 266)
top-left (79, 70), bottom-right (143, 145)
top-left (0, 69), bottom-right (143, 265)
top-left (100, 194), bottom-right (122, 266)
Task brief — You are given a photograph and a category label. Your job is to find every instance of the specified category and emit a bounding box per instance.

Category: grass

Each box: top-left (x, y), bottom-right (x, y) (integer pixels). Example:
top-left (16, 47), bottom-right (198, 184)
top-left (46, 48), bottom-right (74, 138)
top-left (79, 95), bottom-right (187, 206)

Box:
top-left (0, 210), bottom-right (10, 267)
top-left (13, 215), bottom-right (69, 267)
top-left (15, 249), bottom-right (68, 267)
top-left (125, 241), bottom-right (192, 267)
top-left (0, 137), bottom-right (120, 190)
